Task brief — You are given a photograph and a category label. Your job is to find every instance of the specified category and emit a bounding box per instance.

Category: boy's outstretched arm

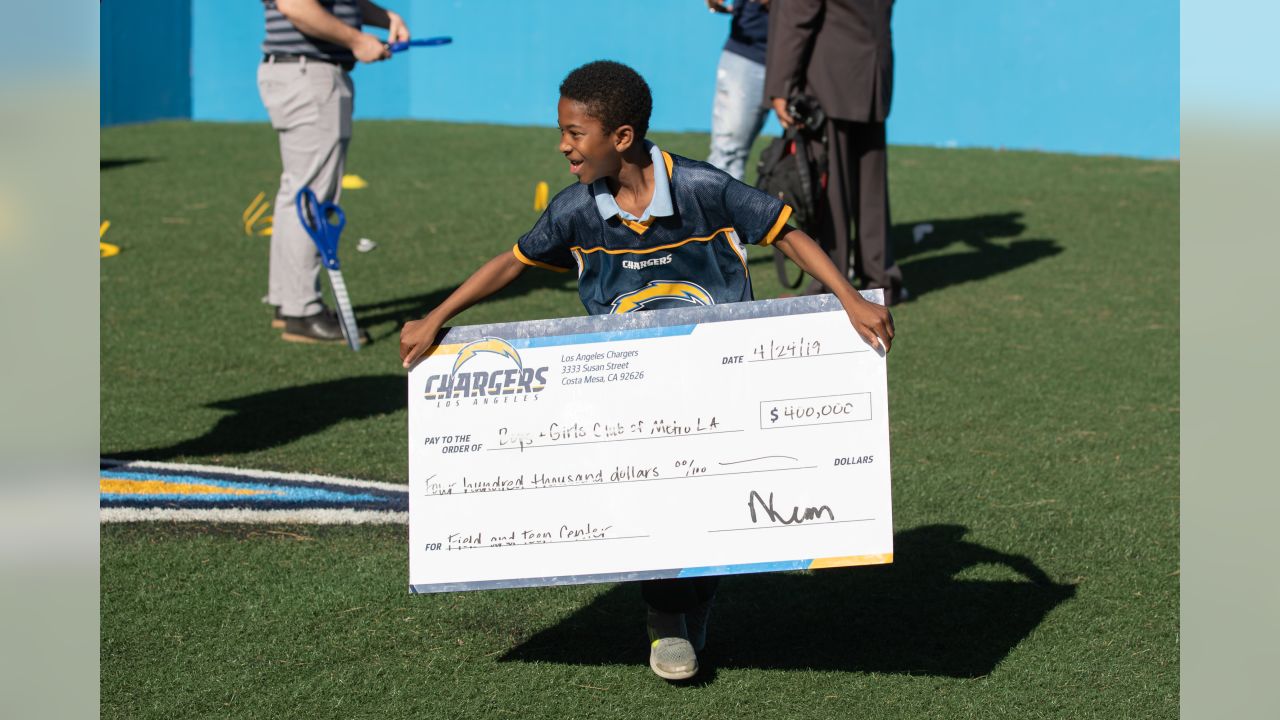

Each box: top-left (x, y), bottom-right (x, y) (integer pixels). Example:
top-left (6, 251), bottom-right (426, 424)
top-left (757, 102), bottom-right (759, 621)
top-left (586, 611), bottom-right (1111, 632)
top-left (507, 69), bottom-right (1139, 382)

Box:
top-left (773, 227), bottom-right (896, 353)
top-left (399, 251), bottom-right (528, 368)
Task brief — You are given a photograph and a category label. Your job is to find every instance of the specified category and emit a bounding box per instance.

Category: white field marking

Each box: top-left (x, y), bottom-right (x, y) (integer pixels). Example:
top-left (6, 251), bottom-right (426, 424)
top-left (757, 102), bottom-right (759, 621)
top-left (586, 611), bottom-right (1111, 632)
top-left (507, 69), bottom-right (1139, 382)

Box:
top-left (100, 458), bottom-right (408, 493)
top-left (101, 507), bottom-right (407, 525)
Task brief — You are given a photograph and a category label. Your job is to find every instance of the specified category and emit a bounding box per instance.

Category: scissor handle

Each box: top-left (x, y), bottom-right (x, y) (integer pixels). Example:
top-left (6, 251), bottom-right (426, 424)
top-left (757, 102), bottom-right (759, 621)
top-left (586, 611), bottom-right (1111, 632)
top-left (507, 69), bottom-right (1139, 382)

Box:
top-left (388, 36), bottom-right (453, 53)
top-left (296, 188), bottom-right (321, 235)
top-left (322, 201), bottom-right (346, 236)
top-left (295, 188), bottom-right (345, 269)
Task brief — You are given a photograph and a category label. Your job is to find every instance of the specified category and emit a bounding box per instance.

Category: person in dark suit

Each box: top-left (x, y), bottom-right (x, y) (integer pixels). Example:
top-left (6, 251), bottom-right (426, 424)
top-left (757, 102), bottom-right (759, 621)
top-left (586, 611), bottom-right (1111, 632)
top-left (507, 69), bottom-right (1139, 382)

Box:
top-left (764, 0), bottom-right (906, 304)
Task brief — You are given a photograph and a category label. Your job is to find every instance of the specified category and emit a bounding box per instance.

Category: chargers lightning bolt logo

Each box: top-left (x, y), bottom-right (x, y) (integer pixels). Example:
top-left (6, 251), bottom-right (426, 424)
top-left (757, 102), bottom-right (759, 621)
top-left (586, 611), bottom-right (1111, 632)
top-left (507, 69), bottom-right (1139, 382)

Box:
top-left (452, 338), bottom-right (523, 375)
top-left (610, 281), bottom-right (715, 314)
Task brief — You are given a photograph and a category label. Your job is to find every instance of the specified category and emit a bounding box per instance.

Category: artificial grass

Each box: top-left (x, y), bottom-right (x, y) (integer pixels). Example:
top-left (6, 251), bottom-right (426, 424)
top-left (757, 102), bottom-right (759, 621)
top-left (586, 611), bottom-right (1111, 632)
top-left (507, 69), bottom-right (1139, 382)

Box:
top-left (101, 121), bottom-right (1178, 718)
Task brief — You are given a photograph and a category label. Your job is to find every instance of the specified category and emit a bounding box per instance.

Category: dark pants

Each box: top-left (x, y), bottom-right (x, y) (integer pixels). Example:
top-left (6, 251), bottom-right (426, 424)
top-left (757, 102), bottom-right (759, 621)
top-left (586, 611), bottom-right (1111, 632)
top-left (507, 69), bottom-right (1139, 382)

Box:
top-left (806, 119), bottom-right (903, 297)
top-left (641, 577), bottom-right (720, 613)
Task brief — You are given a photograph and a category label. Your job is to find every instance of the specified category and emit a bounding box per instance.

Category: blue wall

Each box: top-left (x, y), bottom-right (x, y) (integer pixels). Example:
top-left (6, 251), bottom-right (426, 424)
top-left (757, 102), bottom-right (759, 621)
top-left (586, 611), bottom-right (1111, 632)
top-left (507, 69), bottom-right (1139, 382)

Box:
top-left (118, 1), bottom-right (1180, 158)
top-left (101, 0), bottom-right (191, 126)
top-left (891, 1), bottom-right (1179, 158)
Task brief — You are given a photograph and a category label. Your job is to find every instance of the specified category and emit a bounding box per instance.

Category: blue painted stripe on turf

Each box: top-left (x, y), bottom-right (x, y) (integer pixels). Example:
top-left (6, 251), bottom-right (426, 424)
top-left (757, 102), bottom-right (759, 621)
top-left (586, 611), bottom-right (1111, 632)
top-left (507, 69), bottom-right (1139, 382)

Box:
top-left (677, 559), bottom-right (813, 577)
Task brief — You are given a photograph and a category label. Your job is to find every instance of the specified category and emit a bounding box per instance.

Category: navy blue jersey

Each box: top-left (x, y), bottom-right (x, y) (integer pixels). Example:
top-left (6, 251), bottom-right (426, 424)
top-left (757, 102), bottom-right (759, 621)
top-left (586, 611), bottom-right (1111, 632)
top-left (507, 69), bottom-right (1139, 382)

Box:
top-left (514, 151), bottom-right (793, 315)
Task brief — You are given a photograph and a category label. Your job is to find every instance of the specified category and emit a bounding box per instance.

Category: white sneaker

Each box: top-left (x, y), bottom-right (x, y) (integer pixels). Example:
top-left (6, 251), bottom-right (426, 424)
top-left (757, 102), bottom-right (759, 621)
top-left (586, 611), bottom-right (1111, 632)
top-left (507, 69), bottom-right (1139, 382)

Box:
top-left (647, 610), bottom-right (698, 680)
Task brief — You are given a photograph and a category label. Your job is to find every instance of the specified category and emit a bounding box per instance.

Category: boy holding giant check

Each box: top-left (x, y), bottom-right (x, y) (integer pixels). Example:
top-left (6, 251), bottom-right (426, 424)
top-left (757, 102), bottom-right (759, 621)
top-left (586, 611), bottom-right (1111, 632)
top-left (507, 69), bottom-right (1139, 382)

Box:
top-left (400, 61), bottom-right (895, 681)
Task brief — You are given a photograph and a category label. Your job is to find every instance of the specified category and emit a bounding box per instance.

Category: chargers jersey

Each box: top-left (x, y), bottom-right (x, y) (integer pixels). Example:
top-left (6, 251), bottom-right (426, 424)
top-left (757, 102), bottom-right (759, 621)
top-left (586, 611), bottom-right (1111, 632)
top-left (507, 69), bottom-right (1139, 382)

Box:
top-left (513, 149), bottom-right (793, 316)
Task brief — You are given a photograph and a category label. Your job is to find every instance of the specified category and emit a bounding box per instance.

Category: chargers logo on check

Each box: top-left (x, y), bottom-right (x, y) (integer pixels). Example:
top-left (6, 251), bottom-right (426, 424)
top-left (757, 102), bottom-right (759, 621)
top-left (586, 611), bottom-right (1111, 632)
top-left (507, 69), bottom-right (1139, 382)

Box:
top-left (425, 337), bottom-right (549, 401)
top-left (610, 281), bottom-right (715, 314)
top-left (452, 337), bottom-right (522, 375)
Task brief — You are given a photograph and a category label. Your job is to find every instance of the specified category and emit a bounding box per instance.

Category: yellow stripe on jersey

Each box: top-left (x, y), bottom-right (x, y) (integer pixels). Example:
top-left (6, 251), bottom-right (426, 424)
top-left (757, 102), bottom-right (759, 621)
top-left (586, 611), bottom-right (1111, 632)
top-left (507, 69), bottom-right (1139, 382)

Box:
top-left (512, 243), bottom-right (571, 272)
top-left (761, 204), bottom-right (794, 246)
top-left (571, 228), bottom-right (735, 256)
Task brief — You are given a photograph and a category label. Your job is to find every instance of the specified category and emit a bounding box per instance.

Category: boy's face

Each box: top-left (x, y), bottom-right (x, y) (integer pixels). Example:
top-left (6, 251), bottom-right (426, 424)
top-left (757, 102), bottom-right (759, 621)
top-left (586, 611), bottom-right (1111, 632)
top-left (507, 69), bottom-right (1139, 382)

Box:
top-left (557, 97), bottom-right (629, 185)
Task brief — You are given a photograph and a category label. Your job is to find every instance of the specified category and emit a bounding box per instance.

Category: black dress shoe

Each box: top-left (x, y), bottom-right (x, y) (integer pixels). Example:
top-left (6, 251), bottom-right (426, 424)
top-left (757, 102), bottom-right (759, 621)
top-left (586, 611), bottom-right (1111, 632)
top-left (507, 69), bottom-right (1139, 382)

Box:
top-left (282, 308), bottom-right (350, 344)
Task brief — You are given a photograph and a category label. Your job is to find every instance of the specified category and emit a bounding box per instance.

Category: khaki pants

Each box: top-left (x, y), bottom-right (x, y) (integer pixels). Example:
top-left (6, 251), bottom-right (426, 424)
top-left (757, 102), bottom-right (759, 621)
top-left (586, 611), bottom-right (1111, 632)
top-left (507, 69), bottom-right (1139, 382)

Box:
top-left (257, 59), bottom-right (353, 317)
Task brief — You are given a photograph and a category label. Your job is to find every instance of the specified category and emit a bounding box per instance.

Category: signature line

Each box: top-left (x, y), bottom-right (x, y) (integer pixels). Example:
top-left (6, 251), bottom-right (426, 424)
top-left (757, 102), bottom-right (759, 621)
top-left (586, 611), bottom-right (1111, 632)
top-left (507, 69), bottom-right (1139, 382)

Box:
top-left (707, 518), bottom-right (874, 533)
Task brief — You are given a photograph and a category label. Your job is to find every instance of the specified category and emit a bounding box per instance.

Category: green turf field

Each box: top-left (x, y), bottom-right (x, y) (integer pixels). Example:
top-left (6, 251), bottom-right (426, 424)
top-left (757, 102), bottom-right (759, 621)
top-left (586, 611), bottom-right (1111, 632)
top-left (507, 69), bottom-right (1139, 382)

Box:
top-left (101, 121), bottom-right (1178, 718)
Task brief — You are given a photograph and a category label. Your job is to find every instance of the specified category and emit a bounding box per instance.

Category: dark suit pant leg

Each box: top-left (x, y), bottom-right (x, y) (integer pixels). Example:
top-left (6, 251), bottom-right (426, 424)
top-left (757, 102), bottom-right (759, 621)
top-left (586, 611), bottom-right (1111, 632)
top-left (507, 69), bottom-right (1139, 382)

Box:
top-left (804, 121), bottom-right (855, 295)
top-left (640, 577), bottom-right (720, 613)
top-left (849, 121), bottom-right (903, 294)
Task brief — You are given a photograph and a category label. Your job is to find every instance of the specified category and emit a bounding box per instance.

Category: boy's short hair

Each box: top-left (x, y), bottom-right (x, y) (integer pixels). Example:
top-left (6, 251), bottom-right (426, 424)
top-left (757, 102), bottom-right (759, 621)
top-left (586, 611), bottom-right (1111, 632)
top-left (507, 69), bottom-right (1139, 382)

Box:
top-left (559, 61), bottom-right (652, 141)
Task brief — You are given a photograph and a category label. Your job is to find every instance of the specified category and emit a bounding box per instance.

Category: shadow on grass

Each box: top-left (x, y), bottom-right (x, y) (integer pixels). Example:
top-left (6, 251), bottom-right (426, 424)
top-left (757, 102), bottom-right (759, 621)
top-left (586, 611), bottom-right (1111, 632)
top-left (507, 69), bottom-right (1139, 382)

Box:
top-left (765, 212), bottom-right (1062, 299)
top-left (101, 158), bottom-right (153, 172)
top-left (501, 524), bottom-right (1075, 678)
top-left (115, 375), bottom-right (404, 460)
top-left (891, 212), bottom-right (1062, 299)
top-left (355, 267), bottom-right (578, 339)
top-left (891, 212), bottom-right (1030, 261)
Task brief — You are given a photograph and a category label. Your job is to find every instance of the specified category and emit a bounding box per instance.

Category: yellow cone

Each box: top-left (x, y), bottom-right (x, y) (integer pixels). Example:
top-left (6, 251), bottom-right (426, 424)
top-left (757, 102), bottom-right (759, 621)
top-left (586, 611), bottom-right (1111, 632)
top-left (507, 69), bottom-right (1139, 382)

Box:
top-left (534, 181), bottom-right (549, 211)
top-left (342, 174), bottom-right (369, 189)
top-left (241, 192), bottom-right (275, 236)
top-left (100, 220), bottom-right (120, 257)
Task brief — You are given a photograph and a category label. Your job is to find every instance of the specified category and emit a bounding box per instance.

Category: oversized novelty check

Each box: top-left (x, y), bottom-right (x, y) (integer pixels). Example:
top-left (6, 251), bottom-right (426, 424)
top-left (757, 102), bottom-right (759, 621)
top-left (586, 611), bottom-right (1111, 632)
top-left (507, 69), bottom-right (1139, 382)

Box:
top-left (407, 293), bottom-right (893, 593)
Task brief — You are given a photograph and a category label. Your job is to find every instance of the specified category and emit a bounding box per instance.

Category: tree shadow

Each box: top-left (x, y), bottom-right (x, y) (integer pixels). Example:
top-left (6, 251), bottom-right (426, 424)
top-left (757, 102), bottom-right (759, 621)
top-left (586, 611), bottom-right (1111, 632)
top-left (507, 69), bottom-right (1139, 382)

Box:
top-left (500, 524), bottom-right (1075, 678)
top-left (100, 158), bottom-right (153, 172)
top-left (354, 266), bottom-right (578, 339)
top-left (889, 212), bottom-right (1063, 299)
top-left (113, 375), bottom-right (404, 461)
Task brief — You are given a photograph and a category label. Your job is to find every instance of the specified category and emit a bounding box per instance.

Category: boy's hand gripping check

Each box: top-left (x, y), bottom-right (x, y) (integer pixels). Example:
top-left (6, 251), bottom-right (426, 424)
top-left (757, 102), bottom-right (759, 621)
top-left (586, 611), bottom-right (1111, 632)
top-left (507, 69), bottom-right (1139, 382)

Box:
top-left (296, 188), bottom-right (362, 352)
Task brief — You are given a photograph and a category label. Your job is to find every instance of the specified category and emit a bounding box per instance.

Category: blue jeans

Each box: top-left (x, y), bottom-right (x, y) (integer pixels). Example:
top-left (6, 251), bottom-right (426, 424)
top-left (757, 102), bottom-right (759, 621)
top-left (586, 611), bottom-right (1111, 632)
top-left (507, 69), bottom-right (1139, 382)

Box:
top-left (707, 50), bottom-right (769, 182)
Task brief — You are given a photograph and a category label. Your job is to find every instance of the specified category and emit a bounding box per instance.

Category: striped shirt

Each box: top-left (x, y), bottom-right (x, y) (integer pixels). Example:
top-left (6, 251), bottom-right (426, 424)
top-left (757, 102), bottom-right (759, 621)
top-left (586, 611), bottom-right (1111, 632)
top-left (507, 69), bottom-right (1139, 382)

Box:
top-left (262, 0), bottom-right (361, 63)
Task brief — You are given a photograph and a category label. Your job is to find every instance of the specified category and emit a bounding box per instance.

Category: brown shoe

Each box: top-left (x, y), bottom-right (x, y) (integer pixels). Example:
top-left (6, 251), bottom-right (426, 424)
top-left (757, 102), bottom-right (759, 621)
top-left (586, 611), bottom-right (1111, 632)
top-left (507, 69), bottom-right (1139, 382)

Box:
top-left (270, 307), bottom-right (284, 329)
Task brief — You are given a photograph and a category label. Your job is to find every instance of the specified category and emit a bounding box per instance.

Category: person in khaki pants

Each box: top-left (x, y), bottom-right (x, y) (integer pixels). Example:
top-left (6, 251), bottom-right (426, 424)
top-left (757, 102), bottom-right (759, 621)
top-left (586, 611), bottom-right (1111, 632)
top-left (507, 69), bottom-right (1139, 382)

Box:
top-left (258, 0), bottom-right (408, 343)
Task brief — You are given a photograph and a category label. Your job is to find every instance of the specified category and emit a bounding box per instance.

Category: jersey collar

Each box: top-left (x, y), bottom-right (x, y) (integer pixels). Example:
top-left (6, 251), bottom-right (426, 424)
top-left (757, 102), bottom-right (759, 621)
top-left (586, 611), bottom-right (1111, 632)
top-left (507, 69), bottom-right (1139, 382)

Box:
top-left (592, 141), bottom-right (674, 222)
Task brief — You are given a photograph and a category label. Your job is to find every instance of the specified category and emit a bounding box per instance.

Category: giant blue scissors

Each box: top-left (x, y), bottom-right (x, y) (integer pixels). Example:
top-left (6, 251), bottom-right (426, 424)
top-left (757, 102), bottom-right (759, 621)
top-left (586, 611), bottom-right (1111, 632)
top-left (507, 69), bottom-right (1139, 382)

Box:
top-left (296, 187), bottom-right (362, 351)
top-left (387, 36), bottom-right (452, 53)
